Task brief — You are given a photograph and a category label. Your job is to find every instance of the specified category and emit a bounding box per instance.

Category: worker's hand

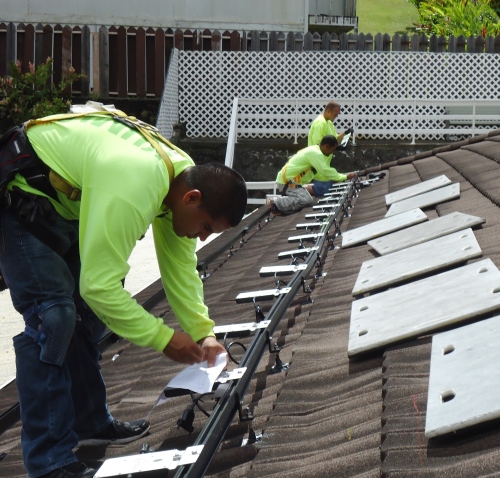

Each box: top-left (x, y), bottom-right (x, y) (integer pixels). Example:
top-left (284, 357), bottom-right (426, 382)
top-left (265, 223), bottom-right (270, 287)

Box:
top-left (163, 331), bottom-right (205, 365)
top-left (345, 126), bottom-right (354, 135)
top-left (347, 172), bottom-right (357, 180)
top-left (197, 336), bottom-right (228, 368)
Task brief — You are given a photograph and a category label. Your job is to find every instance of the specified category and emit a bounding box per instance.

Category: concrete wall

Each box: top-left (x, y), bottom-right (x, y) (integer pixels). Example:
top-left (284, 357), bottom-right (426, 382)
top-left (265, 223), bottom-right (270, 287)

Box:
top-left (1, 0), bottom-right (312, 31)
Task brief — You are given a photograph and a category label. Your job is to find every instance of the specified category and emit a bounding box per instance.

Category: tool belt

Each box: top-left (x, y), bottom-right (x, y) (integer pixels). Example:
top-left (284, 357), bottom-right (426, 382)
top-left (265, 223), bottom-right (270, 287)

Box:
top-left (280, 164), bottom-right (317, 195)
top-left (0, 125), bottom-right (57, 201)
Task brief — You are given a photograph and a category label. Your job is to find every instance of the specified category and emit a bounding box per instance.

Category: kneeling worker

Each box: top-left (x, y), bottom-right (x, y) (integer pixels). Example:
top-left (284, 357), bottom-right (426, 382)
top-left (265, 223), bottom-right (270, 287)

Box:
top-left (270, 135), bottom-right (356, 216)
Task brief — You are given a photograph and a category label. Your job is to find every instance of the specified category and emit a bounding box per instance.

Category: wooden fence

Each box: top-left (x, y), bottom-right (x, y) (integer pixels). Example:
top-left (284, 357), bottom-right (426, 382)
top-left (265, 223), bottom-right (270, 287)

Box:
top-left (2, 23), bottom-right (500, 99)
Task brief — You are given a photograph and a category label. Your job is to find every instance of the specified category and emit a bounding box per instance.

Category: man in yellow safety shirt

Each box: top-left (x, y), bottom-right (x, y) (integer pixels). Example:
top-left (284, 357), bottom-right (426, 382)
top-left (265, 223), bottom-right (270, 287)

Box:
top-left (0, 111), bottom-right (247, 478)
top-left (270, 135), bottom-right (356, 216)
top-left (307, 101), bottom-right (353, 197)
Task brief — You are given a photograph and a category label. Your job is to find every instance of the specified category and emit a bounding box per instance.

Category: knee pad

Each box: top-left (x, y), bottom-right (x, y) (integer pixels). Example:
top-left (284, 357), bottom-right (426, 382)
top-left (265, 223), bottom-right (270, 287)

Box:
top-left (37, 299), bottom-right (77, 366)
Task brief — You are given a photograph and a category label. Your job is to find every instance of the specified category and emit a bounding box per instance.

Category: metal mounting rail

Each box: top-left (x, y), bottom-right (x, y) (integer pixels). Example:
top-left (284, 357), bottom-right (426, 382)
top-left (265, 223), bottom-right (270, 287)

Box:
top-left (0, 207), bottom-right (272, 436)
top-left (173, 182), bottom-right (357, 478)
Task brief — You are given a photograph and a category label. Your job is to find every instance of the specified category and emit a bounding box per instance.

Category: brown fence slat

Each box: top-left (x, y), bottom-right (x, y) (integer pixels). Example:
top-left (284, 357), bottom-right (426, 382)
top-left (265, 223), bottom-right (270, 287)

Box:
top-left (42, 24), bottom-right (52, 63)
top-left (100, 26), bottom-right (111, 97)
top-left (154, 28), bottom-right (165, 97)
top-left (175, 29), bottom-right (184, 50)
top-left (80, 25), bottom-right (90, 96)
top-left (127, 27), bottom-right (137, 95)
top-left (116, 26), bottom-right (127, 96)
top-left (229, 30), bottom-right (240, 51)
top-left (71, 26), bottom-right (82, 95)
top-left (165, 28), bottom-right (174, 72)
top-left (212, 30), bottom-right (221, 52)
top-left (183, 29), bottom-right (195, 51)
top-left (61, 25), bottom-right (72, 84)
top-left (145, 28), bottom-right (155, 96)
top-left (16, 23), bottom-right (26, 71)
top-left (23, 24), bottom-right (35, 72)
top-left (136, 27), bottom-right (146, 98)
top-left (34, 23), bottom-right (44, 67)
top-left (53, 25), bottom-right (63, 85)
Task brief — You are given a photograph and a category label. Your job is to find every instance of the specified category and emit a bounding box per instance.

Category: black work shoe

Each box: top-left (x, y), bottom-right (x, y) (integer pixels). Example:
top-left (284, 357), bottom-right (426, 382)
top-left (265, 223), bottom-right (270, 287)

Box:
top-left (78, 419), bottom-right (150, 446)
top-left (269, 200), bottom-right (285, 216)
top-left (42, 462), bottom-right (96, 478)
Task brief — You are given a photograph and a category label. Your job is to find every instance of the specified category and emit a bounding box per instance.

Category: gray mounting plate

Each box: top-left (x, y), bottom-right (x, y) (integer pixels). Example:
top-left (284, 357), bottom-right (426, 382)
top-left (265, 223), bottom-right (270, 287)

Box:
top-left (368, 211), bottom-right (486, 255)
top-left (342, 208), bottom-right (428, 248)
top-left (352, 228), bottom-right (482, 295)
top-left (348, 259), bottom-right (500, 356)
top-left (385, 175), bottom-right (451, 206)
top-left (425, 315), bottom-right (500, 438)
top-left (385, 183), bottom-right (460, 217)
top-left (236, 287), bottom-right (291, 303)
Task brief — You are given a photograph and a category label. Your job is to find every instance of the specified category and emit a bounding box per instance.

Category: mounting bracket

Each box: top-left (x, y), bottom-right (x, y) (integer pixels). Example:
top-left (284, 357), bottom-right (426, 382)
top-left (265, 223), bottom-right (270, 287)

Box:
top-left (296, 222), bottom-right (323, 230)
top-left (94, 446), bottom-right (204, 477)
top-left (213, 320), bottom-right (271, 336)
top-left (235, 287), bottom-right (291, 303)
top-left (288, 232), bottom-right (324, 243)
top-left (278, 246), bottom-right (318, 260)
top-left (259, 264), bottom-right (307, 277)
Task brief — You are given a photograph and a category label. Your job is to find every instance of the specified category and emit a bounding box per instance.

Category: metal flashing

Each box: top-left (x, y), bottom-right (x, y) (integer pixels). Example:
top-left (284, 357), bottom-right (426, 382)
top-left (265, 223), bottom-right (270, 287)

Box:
top-left (425, 315), bottom-right (500, 438)
top-left (352, 228), bottom-right (482, 295)
top-left (385, 183), bottom-right (460, 217)
top-left (348, 259), bottom-right (500, 356)
top-left (368, 211), bottom-right (486, 255)
top-left (341, 208), bottom-right (428, 248)
top-left (385, 175), bottom-right (451, 206)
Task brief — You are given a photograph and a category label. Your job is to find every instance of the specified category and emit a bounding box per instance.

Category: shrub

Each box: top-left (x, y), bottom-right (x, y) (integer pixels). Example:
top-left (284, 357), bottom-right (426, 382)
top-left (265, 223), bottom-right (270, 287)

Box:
top-left (0, 57), bottom-right (83, 127)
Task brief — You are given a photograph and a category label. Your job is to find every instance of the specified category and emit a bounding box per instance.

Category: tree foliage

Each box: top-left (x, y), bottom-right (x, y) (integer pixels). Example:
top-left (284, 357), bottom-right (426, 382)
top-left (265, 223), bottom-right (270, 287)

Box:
top-left (0, 58), bottom-right (82, 126)
top-left (411, 0), bottom-right (500, 36)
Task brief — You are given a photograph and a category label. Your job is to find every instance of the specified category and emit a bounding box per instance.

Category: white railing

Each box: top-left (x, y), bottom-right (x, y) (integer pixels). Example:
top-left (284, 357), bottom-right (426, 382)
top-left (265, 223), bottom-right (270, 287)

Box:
top-left (225, 97), bottom-right (500, 204)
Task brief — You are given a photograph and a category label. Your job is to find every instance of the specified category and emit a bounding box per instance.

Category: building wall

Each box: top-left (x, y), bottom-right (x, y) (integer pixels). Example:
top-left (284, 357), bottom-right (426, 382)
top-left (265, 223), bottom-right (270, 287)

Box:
top-left (1, 0), bottom-right (313, 31)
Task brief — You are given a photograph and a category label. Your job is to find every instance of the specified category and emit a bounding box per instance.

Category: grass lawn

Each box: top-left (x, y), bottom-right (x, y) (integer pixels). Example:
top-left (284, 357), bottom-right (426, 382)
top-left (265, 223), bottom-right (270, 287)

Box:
top-left (357, 0), bottom-right (420, 37)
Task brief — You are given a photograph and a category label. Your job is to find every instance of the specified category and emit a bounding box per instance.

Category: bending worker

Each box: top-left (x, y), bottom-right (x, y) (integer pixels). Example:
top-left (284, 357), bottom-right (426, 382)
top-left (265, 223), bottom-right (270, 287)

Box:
top-left (308, 101), bottom-right (353, 196)
top-left (0, 110), bottom-right (247, 478)
top-left (270, 135), bottom-right (356, 216)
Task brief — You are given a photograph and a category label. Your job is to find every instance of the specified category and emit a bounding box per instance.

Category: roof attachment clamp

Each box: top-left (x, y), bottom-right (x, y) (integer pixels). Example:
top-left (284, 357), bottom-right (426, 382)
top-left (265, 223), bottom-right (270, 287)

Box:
top-left (265, 331), bottom-right (290, 374)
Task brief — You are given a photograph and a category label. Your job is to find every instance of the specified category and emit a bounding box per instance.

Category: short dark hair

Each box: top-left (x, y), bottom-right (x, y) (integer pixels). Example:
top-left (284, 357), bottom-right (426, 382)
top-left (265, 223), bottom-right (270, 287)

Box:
top-left (320, 135), bottom-right (338, 147)
top-left (185, 163), bottom-right (247, 227)
top-left (325, 101), bottom-right (341, 112)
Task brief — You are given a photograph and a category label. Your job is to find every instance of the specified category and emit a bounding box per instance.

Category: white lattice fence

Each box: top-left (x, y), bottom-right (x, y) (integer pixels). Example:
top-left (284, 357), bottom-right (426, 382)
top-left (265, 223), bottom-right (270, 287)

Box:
top-left (156, 49), bottom-right (179, 140)
top-left (178, 51), bottom-right (500, 140)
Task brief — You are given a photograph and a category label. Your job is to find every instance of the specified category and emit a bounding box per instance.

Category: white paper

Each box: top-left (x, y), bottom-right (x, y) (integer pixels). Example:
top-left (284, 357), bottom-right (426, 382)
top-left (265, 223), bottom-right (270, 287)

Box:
top-left (154, 353), bottom-right (228, 408)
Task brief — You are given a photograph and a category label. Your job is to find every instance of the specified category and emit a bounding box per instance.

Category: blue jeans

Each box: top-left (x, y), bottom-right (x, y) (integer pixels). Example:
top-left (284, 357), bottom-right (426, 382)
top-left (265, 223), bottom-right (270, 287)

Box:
top-left (0, 205), bottom-right (113, 477)
top-left (311, 180), bottom-right (333, 197)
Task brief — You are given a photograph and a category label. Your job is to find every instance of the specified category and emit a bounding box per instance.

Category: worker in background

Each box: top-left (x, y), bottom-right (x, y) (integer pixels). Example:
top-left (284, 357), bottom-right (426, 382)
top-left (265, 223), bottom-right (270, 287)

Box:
top-left (307, 101), bottom-right (353, 197)
top-left (0, 111), bottom-right (247, 478)
top-left (270, 135), bottom-right (356, 216)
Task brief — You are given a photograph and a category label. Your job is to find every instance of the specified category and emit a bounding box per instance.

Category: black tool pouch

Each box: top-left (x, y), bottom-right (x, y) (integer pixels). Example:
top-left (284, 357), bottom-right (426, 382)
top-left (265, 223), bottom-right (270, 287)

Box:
top-left (0, 125), bottom-right (54, 200)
